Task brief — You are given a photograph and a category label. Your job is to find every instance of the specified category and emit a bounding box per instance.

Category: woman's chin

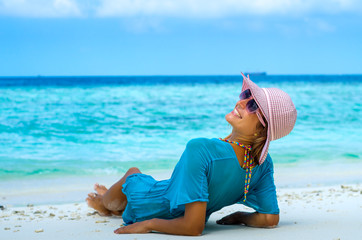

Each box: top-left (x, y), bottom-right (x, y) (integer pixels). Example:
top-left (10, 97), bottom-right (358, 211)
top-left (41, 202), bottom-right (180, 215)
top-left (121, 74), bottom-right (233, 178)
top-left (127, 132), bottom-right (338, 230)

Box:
top-left (225, 112), bottom-right (236, 124)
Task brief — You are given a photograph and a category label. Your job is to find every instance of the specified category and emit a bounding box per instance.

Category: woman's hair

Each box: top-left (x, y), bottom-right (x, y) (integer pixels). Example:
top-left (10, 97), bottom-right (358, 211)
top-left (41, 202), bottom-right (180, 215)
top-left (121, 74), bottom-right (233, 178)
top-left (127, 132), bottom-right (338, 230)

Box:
top-left (251, 118), bottom-right (268, 165)
top-left (225, 115), bottom-right (268, 166)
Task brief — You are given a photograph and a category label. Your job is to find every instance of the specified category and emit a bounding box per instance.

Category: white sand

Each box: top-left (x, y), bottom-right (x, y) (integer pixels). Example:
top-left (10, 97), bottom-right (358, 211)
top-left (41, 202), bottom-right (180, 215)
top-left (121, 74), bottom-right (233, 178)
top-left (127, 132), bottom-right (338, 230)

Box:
top-left (1, 184), bottom-right (361, 240)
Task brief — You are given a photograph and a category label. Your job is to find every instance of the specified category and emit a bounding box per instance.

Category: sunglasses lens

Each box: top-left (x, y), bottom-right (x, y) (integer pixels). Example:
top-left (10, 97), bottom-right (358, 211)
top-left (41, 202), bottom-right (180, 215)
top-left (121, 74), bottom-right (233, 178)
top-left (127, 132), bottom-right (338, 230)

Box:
top-left (246, 99), bottom-right (259, 113)
top-left (239, 89), bottom-right (251, 100)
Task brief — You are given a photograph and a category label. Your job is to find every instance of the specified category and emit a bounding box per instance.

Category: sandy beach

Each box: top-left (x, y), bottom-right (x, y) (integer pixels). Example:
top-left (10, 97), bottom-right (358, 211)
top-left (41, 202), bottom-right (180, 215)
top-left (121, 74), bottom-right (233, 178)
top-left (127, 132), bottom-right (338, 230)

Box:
top-left (1, 183), bottom-right (361, 240)
top-left (1, 0), bottom-right (362, 238)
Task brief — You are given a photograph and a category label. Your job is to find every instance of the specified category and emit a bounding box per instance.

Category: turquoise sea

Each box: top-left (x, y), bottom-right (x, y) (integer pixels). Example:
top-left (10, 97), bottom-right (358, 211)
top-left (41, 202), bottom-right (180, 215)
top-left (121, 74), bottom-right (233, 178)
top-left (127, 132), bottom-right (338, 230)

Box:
top-left (0, 75), bottom-right (361, 205)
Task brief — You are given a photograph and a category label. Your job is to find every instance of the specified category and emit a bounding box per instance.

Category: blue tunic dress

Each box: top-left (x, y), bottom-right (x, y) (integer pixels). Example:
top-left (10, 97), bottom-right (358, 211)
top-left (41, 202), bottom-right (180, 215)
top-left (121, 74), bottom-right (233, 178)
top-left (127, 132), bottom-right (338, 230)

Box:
top-left (122, 138), bottom-right (279, 225)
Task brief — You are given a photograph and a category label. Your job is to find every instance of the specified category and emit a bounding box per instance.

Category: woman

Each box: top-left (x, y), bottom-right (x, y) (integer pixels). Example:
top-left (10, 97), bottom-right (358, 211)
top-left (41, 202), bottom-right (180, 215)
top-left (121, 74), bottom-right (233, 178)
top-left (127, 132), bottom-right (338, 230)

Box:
top-left (86, 73), bottom-right (297, 236)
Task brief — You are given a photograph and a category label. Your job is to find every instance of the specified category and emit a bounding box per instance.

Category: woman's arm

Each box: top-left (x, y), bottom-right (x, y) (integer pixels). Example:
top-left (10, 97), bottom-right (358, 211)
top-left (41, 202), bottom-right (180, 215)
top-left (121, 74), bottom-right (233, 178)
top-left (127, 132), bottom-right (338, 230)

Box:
top-left (114, 201), bottom-right (207, 236)
top-left (217, 211), bottom-right (279, 228)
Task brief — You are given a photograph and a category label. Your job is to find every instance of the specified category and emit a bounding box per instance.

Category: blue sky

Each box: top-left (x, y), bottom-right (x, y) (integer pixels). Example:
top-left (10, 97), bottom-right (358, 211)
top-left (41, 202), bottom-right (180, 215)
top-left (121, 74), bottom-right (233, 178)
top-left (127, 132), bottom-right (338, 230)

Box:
top-left (1, 0), bottom-right (362, 76)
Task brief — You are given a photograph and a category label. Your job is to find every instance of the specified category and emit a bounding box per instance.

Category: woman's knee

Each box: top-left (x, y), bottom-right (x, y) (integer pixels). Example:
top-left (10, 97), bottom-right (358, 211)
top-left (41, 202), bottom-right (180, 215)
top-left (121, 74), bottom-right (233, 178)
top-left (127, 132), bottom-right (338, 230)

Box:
top-left (127, 167), bottom-right (141, 175)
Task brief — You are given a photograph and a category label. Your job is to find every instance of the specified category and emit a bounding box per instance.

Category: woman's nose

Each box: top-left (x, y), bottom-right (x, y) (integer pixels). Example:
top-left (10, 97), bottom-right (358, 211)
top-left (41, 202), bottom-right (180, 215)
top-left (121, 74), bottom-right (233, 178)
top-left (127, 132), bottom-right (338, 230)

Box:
top-left (237, 99), bottom-right (248, 109)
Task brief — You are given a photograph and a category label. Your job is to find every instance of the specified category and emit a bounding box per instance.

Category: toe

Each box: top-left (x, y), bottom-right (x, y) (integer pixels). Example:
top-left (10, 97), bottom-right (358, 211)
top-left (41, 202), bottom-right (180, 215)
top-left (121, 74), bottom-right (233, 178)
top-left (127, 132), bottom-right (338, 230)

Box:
top-left (94, 184), bottom-right (108, 195)
top-left (88, 192), bottom-right (97, 199)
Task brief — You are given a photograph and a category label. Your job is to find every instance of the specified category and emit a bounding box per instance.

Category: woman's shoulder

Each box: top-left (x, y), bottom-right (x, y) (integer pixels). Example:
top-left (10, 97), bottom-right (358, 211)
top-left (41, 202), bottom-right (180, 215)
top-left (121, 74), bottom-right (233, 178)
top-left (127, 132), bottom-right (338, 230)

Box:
top-left (186, 138), bottom-right (222, 148)
top-left (185, 138), bottom-right (233, 157)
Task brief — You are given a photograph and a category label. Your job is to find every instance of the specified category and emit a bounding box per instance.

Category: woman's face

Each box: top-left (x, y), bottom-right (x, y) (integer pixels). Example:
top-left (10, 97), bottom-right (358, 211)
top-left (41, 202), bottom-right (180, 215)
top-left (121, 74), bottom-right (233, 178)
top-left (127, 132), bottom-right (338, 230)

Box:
top-left (225, 97), bottom-right (260, 137)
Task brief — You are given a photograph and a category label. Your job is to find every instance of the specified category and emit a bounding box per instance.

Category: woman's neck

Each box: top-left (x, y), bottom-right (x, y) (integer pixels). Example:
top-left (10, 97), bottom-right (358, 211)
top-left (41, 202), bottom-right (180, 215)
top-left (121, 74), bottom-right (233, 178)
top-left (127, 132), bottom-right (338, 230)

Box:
top-left (227, 131), bottom-right (254, 146)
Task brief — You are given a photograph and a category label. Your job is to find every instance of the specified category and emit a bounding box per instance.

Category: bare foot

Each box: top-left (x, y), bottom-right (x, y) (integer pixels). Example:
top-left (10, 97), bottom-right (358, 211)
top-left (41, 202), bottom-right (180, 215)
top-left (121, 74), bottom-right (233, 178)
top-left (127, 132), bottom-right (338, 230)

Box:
top-left (94, 183), bottom-right (108, 195)
top-left (86, 193), bottom-right (111, 216)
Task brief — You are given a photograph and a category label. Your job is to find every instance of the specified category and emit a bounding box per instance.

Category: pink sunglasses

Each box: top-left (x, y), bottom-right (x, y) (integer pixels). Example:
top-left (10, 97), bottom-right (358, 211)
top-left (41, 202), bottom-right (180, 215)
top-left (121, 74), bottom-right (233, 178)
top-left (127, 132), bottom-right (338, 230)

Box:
top-left (239, 89), bottom-right (266, 127)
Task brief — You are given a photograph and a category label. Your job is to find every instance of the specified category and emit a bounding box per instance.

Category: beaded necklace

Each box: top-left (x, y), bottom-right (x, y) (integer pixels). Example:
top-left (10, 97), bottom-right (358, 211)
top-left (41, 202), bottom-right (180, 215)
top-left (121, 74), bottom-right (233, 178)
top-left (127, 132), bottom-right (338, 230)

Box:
top-left (219, 138), bottom-right (254, 202)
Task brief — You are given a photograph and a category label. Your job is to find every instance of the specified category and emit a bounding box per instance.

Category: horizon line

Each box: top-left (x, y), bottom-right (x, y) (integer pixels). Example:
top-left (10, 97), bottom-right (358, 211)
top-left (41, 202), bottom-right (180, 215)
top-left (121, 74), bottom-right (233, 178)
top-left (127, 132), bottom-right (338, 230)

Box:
top-left (1, 73), bottom-right (362, 78)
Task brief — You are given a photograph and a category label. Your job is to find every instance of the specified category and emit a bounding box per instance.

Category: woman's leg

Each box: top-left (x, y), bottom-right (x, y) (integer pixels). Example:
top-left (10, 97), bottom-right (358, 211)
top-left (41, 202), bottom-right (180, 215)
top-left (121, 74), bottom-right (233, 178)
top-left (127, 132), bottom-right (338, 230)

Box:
top-left (86, 167), bottom-right (141, 216)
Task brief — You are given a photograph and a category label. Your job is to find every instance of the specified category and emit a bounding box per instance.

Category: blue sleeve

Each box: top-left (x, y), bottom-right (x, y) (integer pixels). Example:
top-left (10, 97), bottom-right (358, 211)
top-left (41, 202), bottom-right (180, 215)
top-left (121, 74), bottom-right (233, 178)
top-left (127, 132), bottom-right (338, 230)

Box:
top-left (240, 155), bottom-right (280, 214)
top-left (166, 138), bottom-right (210, 215)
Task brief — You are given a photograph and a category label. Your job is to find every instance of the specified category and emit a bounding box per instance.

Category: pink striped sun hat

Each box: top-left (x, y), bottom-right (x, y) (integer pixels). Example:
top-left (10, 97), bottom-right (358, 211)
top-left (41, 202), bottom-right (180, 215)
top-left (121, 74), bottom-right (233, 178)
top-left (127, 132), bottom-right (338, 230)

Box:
top-left (240, 72), bottom-right (297, 165)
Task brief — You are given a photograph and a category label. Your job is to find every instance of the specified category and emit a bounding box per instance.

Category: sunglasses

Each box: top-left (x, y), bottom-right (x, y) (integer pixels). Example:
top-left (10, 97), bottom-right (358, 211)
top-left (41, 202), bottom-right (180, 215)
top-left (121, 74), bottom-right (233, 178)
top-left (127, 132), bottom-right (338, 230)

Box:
top-left (239, 89), bottom-right (266, 127)
top-left (239, 89), bottom-right (259, 113)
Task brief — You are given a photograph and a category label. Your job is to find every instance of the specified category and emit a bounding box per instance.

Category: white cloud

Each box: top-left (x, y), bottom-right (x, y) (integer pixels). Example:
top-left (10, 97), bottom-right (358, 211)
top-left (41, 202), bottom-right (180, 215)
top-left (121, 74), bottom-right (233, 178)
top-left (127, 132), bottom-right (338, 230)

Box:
top-left (0, 0), bottom-right (360, 18)
top-left (0, 0), bottom-right (82, 17)
top-left (95, 0), bottom-right (362, 18)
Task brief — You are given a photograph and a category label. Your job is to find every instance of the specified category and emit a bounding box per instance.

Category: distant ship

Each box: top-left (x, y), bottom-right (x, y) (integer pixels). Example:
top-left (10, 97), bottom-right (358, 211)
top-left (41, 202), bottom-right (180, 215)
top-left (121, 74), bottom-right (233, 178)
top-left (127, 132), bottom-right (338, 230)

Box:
top-left (244, 72), bottom-right (267, 76)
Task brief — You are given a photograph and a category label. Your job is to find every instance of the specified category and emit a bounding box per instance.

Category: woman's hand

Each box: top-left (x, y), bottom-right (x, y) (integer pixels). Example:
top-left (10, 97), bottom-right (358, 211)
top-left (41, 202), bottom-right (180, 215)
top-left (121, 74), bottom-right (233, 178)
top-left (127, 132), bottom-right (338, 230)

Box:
top-left (114, 221), bottom-right (151, 234)
top-left (114, 202), bottom-right (207, 236)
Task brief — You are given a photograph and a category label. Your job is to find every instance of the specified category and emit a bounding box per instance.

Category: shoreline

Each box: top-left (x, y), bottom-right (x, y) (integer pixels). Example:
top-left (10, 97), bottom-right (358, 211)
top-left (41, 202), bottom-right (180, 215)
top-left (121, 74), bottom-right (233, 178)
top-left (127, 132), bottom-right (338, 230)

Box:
top-left (2, 162), bottom-right (362, 207)
top-left (1, 183), bottom-right (361, 240)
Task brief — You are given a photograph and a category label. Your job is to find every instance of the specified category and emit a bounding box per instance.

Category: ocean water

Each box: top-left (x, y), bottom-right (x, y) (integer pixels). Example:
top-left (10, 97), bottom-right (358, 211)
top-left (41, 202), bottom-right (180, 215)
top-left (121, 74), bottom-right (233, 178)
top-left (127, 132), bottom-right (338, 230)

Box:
top-left (0, 75), bottom-right (361, 183)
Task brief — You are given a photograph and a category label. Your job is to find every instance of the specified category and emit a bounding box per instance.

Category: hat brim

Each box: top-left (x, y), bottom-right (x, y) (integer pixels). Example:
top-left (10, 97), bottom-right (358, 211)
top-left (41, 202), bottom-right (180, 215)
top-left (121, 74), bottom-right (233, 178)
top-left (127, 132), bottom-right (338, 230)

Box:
top-left (241, 72), bottom-right (270, 165)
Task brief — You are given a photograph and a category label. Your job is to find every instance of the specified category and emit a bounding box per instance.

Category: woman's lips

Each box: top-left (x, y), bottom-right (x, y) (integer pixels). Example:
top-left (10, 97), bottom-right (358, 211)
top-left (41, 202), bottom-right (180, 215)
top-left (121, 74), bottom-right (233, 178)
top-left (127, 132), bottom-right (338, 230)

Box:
top-left (232, 108), bottom-right (242, 118)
